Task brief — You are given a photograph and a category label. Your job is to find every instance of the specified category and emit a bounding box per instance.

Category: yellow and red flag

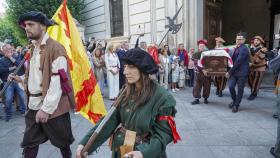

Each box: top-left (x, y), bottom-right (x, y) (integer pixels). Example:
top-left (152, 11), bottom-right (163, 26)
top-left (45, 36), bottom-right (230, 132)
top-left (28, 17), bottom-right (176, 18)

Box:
top-left (47, 0), bottom-right (107, 124)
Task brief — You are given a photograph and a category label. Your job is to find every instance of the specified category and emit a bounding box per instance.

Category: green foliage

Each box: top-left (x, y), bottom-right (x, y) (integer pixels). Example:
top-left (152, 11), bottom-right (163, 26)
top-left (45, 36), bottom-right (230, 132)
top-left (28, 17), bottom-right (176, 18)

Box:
top-left (6, 0), bottom-right (85, 22)
top-left (1, 0), bottom-right (85, 46)
top-left (0, 16), bottom-right (25, 46)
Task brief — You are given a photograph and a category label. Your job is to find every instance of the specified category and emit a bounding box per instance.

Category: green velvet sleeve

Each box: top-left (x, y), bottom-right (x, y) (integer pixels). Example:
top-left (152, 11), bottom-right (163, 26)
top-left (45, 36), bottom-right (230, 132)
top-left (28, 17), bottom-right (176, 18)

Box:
top-left (79, 109), bottom-right (121, 154)
top-left (135, 94), bottom-right (177, 158)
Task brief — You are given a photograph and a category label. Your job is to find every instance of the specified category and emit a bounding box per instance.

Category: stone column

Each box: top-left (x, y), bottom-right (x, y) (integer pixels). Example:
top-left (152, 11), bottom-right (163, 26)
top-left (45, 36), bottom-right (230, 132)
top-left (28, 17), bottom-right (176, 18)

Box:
top-left (151, 0), bottom-right (157, 43)
top-left (104, 0), bottom-right (111, 39)
top-left (184, 0), bottom-right (190, 50)
top-left (188, 0), bottom-right (204, 49)
top-left (123, 0), bottom-right (130, 38)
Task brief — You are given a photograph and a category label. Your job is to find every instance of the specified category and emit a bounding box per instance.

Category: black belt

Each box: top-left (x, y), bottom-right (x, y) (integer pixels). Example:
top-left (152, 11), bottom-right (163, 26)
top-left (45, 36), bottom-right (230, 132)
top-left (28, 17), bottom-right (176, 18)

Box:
top-left (29, 93), bottom-right (43, 97)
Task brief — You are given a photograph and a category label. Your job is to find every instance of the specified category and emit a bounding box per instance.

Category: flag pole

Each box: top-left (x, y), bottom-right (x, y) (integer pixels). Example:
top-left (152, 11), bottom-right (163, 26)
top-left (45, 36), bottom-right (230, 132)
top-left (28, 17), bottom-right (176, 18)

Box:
top-left (80, 90), bottom-right (125, 158)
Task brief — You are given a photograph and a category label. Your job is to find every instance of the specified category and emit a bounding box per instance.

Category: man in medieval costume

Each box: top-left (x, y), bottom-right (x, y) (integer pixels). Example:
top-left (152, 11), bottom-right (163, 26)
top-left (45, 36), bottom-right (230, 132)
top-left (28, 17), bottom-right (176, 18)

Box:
top-left (248, 36), bottom-right (268, 100)
top-left (213, 37), bottom-right (228, 97)
top-left (191, 39), bottom-right (211, 105)
top-left (19, 11), bottom-right (75, 158)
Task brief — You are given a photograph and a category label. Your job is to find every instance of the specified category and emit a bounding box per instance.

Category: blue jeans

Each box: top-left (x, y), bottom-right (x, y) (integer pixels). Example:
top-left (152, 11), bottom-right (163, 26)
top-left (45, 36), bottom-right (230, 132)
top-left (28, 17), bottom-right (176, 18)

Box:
top-left (4, 81), bottom-right (26, 119)
top-left (228, 76), bottom-right (247, 106)
top-left (188, 69), bottom-right (194, 87)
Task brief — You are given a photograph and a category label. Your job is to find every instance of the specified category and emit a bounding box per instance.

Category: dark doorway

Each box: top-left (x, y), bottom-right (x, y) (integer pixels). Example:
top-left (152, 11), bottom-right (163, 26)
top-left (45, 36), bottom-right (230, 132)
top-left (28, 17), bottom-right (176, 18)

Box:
top-left (221, 0), bottom-right (270, 47)
top-left (204, 0), bottom-right (276, 49)
top-left (109, 0), bottom-right (124, 37)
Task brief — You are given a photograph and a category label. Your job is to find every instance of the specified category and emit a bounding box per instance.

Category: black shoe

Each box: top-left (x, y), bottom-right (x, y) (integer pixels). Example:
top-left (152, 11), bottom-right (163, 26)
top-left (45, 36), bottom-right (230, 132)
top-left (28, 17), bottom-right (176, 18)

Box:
top-left (232, 106), bottom-right (239, 113)
top-left (247, 94), bottom-right (256, 100)
top-left (270, 147), bottom-right (276, 157)
top-left (216, 90), bottom-right (219, 95)
top-left (218, 91), bottom-right (223, 97)
top-left (191, 99), bottom-right (200, 105)
top-left (273, 114), bottom-right (279, 119)
top-left (204, 98), bottom-right (209, 104)
top-left (228, 102), bottom-right (234, 109)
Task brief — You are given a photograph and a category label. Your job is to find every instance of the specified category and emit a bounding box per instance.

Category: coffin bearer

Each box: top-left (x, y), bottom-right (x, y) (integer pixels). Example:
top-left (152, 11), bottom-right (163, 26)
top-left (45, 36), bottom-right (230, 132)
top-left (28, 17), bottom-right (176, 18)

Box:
top-left (226, 32), bottom-right (250, 113)
top-left (19, 11), bottom-right (75, 158)
top-left (191, 39), bottom-right (212, 105)
top-left (247, 36), bottom-right (268, 100)
top-left (76, 48), bottom-right (181, 158)
top-left (213, 37), bottom-right (227, 97)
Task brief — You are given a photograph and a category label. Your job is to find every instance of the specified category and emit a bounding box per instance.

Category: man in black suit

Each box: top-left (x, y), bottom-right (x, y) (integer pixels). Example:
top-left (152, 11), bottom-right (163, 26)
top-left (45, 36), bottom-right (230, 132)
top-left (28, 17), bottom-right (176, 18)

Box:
top-left (226, 32), bottom-right (250, 113)
top-left (117, 41), bottom-right (129, 89)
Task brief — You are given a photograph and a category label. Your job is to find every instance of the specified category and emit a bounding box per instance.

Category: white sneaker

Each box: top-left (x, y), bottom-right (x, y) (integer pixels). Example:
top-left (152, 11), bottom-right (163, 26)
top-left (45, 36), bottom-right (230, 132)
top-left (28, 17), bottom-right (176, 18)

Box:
top-left (172, 89), bottom-right (176, 92)
top-left (175, 88), bottom-right (180, 91)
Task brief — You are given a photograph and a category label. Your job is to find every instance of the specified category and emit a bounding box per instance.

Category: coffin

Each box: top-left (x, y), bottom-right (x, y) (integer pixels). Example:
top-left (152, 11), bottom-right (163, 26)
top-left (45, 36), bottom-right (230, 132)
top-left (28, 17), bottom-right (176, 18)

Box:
top-left (202, 56), bottom-right (228, 76)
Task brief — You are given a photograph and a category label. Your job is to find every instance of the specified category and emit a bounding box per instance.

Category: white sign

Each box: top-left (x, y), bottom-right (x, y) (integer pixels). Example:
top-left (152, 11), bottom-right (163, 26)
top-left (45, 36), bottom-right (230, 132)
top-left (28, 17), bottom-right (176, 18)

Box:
top-left (135, 24), bottom-right (145, 35)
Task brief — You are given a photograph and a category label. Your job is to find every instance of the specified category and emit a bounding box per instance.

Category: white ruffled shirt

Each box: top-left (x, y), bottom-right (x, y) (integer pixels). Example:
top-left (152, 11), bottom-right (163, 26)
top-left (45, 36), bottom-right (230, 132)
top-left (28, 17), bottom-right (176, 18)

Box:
top-left (28, 33), bottom-right (67, 114)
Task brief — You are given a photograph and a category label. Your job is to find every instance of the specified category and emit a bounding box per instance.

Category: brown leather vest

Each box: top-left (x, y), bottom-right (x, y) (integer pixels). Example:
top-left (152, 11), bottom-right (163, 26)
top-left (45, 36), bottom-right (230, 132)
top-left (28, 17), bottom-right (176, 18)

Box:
top-left (25, 37), bottom-right (75, 119)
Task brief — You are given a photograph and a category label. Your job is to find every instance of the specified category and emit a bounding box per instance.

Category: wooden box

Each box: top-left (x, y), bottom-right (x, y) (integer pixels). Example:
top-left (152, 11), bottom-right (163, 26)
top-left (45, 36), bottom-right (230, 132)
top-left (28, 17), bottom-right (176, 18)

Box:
top-left (202, 56), bottom-right (228, 76)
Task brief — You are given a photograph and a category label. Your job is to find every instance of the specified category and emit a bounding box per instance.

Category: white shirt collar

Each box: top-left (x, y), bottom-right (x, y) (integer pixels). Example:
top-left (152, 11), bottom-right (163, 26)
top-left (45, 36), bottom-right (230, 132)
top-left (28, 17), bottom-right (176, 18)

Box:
top-left (32, 33), bottom-right (49, 48)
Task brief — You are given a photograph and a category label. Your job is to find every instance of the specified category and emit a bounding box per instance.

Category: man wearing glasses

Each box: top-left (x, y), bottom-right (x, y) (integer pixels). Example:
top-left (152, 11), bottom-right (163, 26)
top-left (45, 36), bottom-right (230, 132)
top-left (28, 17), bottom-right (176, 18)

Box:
top-left (226, 32), bottom-right (250, 113)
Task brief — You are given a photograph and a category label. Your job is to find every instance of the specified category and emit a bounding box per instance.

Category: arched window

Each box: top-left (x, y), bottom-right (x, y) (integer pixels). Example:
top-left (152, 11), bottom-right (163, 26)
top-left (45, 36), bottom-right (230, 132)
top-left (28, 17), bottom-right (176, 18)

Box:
top-left (109, 0), bottom-right (124, 37)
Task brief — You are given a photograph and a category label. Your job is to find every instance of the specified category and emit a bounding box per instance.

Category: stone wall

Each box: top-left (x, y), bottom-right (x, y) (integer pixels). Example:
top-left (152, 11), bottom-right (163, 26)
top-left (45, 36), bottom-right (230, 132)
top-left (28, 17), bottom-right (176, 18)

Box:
top-left (81, 0), bottom-right (204, 50)
top-left (82, 0), bottom-right (106, 41)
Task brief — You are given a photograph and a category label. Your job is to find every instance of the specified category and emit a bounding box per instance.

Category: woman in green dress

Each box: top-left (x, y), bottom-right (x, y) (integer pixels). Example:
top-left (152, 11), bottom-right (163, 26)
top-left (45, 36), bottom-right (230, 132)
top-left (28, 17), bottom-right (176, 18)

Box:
top-left (76, 48), bottom-right (181, 158)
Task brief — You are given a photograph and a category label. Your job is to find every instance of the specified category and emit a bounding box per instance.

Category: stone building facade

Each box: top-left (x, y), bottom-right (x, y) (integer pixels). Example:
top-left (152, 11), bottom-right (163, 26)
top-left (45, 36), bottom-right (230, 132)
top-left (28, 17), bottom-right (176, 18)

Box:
top-left (81, 0), bottom-right (280, 50)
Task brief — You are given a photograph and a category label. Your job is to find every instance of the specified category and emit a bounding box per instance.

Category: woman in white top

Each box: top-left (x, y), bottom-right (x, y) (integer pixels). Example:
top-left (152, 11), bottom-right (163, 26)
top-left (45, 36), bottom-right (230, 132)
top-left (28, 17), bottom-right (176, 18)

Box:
top-left (158, 48), bottom-right (169, 89)
top-left (104, 43), bottom-right (120, 100)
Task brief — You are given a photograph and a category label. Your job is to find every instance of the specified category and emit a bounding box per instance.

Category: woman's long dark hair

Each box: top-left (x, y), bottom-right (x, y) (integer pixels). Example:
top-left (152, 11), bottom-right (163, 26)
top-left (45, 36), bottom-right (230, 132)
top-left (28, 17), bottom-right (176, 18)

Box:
top-left (115, 72), bottom-right (156, 109)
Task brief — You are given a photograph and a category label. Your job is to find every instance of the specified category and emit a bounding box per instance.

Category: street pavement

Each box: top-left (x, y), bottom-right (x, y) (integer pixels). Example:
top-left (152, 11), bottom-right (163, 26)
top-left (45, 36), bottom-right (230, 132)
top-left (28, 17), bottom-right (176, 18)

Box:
top-left (0, 85), bottom-right (277, 158)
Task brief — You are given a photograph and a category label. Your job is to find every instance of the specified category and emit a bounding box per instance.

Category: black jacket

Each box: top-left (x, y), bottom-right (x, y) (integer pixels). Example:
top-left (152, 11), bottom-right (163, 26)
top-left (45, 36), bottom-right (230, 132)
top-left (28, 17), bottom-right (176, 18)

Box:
top-left (0, 54), bottom-right (24, 82)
